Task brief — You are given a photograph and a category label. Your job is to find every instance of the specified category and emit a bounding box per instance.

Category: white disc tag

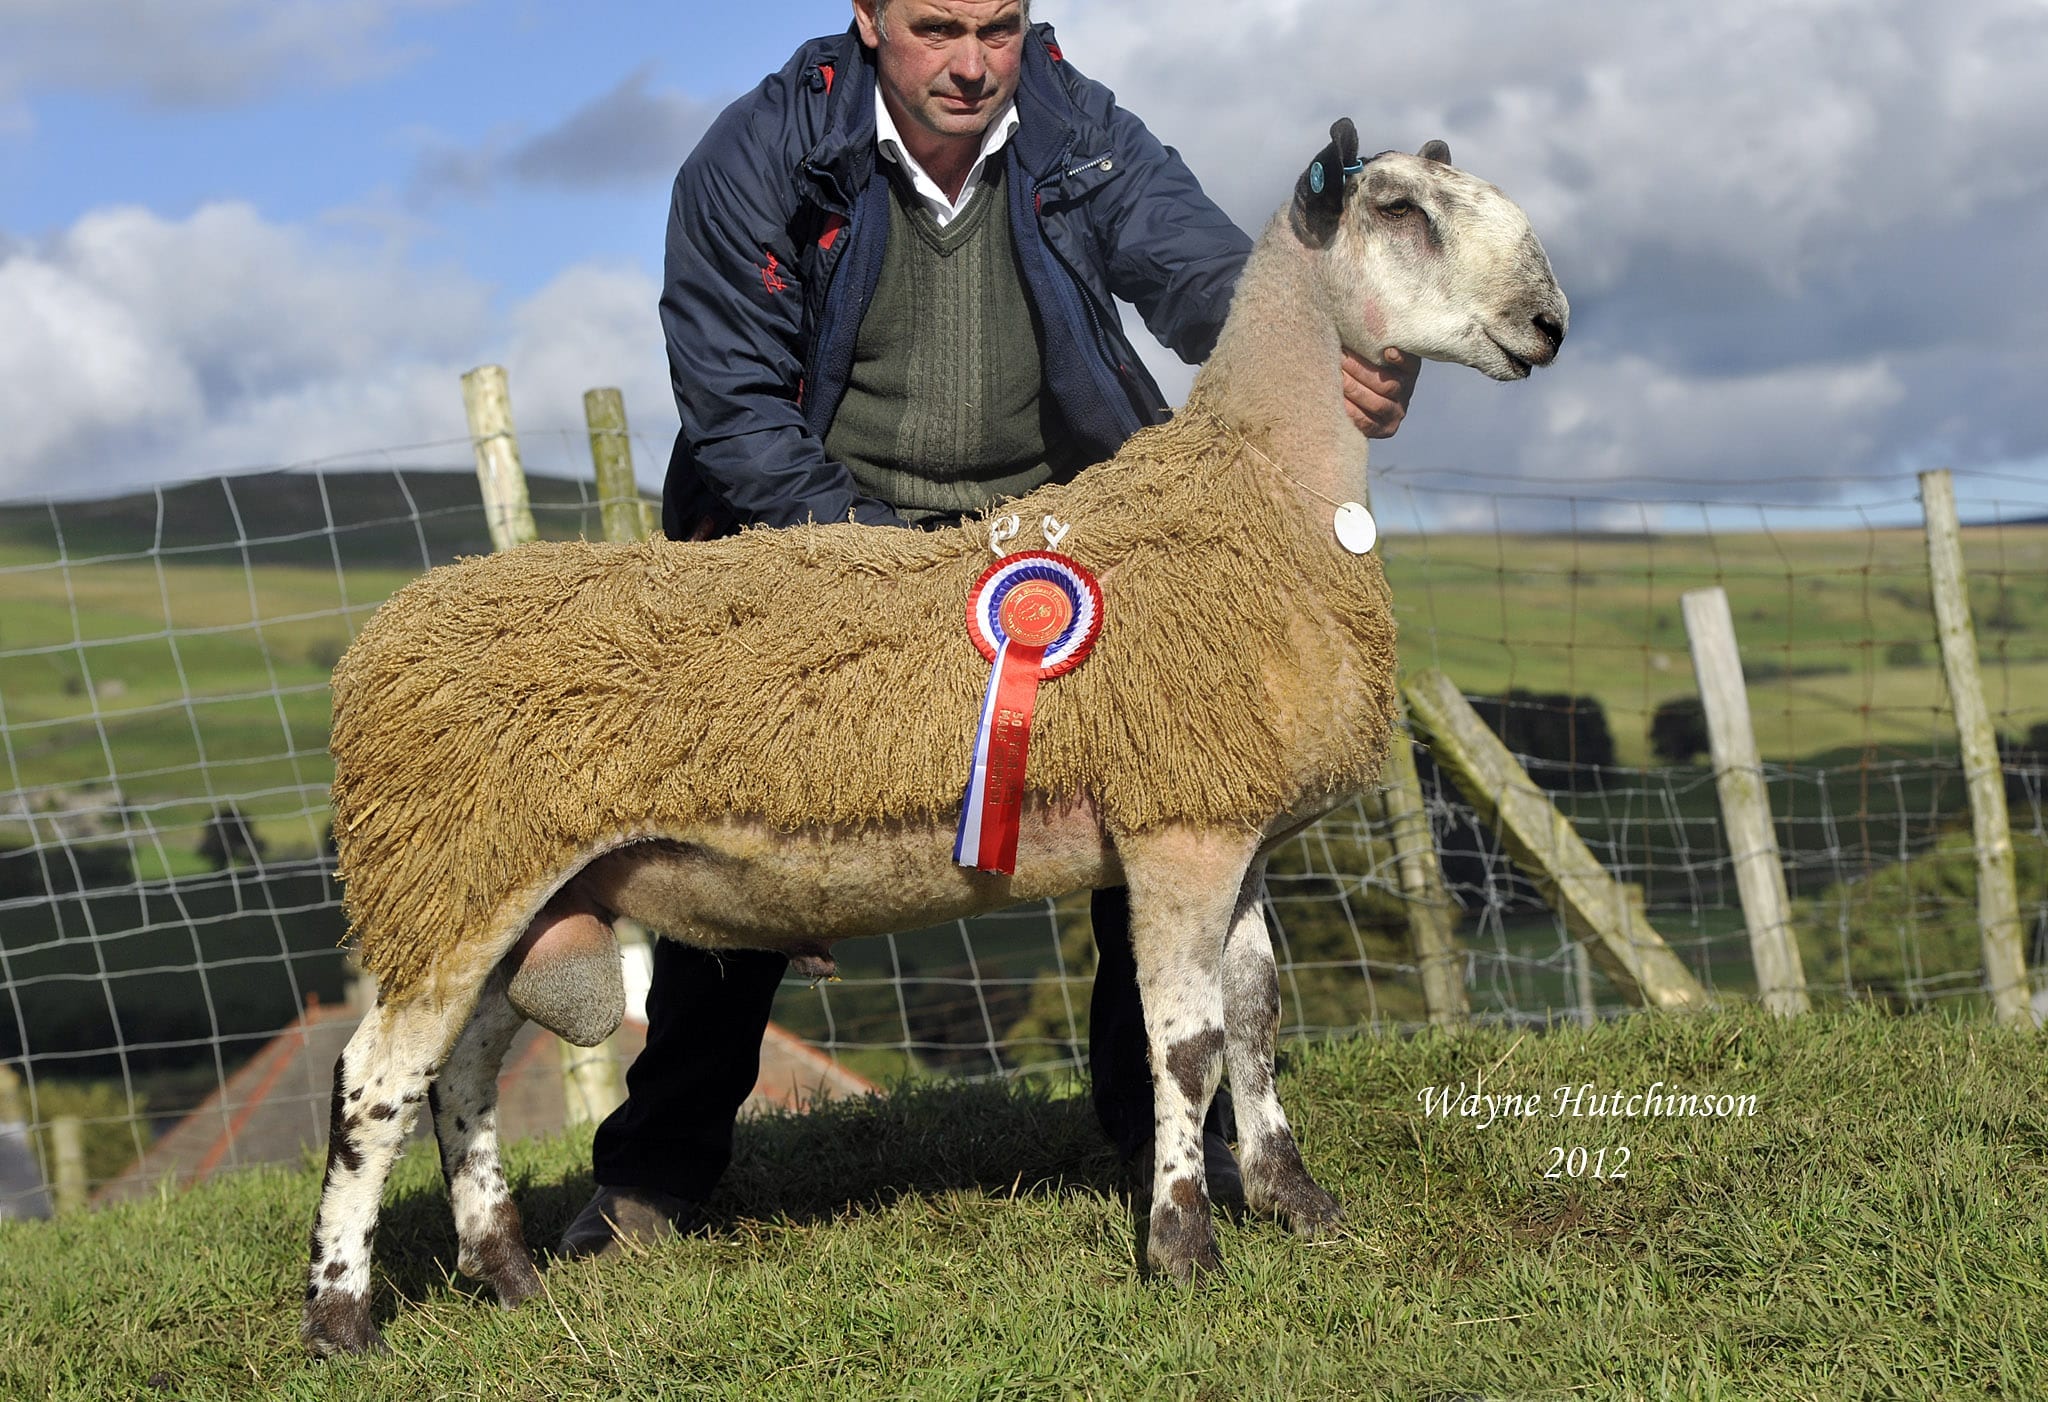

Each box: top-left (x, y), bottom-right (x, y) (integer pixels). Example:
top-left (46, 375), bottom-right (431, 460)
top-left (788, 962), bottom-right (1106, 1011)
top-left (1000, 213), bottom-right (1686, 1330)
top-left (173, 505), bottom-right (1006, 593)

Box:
top-left (1333, 501), bottom-right (1377, 555)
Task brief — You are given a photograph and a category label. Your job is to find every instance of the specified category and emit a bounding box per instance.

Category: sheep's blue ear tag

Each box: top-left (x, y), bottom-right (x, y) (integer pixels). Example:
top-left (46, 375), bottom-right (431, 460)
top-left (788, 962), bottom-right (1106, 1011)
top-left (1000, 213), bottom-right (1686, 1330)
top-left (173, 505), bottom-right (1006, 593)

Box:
top-left (1308, 161), bottom-right (1327, 195)
top-left (1334, 502), bottom-right (1377, 555)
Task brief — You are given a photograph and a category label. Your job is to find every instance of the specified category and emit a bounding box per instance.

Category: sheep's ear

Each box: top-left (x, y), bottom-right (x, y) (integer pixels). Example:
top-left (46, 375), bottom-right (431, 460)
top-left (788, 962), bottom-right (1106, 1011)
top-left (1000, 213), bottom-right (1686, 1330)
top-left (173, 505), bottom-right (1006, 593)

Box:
top-left (1294, 117), bottom-right (1361, 248)
top-left (1419, 139), bottom-right (1453, 165)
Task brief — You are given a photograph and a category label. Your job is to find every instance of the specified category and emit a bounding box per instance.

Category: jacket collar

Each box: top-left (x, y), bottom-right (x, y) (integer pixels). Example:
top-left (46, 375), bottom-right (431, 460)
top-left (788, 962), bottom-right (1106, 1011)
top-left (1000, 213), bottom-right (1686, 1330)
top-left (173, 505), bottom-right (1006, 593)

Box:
top-left (1009, 25), bottom-right (1083, 183)
top-left (802, 23), bottom-right (1084, 206)
top-left (799, 28), bottom-right (880, 210)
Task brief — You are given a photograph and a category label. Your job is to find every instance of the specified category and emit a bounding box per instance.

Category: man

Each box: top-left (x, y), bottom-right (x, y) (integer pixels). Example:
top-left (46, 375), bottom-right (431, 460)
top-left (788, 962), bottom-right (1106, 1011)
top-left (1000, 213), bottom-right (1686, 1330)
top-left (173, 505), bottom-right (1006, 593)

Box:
top-left (559, 0), bottom-right (1418, 1255)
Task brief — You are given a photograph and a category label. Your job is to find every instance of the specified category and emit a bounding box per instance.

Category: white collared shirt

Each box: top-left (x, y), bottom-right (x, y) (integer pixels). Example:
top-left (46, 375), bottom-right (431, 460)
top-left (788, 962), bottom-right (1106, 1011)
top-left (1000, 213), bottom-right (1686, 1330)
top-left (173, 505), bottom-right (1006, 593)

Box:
top-left (875, 89), bottom-right (1020, 227)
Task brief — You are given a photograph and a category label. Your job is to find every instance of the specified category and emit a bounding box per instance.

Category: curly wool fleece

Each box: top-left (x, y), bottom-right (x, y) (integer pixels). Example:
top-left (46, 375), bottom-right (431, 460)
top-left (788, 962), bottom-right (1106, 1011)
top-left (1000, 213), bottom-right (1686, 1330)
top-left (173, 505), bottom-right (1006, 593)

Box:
top-left (331, 401), bottom-right (1400, 1000)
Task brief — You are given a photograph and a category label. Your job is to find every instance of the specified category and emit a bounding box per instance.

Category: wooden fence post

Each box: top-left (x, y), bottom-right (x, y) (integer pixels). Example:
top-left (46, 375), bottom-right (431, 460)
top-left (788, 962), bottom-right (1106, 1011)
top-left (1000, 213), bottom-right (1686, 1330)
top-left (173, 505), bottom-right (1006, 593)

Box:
top-left (51, 1114), bottom-right (86, 1214)
top-left (1362, 719), bottom-right (1468, 1026)
top-left (1358, 483), bottom-right (1466, 1026)
top-left (558, 1043), bottom-right (622, 1129)
top-left (457, 368), bottom-right (627, 1123)
top-left (1402, 668), bottom-right (1711, 1012)
top-left (584, 388), bottom-right (648, 545)
top-left (1919, 469), bottom-right (2031, 1027)
top-left (1571, 941), bottom-right (1596, 1028)
top-left (1680, 587), bottom-right (1809, 1017)
top-left (462, 365), bottom-right (539, 552)
top-left (538, 387), bottom-right (664, 1129)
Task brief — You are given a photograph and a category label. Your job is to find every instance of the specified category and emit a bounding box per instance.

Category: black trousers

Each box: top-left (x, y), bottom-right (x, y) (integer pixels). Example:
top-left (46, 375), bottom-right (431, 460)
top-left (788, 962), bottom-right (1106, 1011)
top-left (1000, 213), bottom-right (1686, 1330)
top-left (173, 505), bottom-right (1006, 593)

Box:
top-left (591, 886), bottom-right (1226, 1199)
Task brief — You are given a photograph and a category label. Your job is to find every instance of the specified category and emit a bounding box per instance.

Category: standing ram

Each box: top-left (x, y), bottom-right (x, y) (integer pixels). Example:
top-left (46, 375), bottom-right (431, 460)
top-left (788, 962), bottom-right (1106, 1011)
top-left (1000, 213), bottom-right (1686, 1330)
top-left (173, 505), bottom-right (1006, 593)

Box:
top-left (303, 120), bottom-right (1567, 1357)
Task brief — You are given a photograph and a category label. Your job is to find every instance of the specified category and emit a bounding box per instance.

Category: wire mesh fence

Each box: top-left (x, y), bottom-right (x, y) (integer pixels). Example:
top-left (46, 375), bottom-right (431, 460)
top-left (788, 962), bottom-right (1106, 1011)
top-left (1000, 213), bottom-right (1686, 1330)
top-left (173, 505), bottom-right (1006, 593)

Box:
top-left (3, 433), bottom-right (2045, 1215)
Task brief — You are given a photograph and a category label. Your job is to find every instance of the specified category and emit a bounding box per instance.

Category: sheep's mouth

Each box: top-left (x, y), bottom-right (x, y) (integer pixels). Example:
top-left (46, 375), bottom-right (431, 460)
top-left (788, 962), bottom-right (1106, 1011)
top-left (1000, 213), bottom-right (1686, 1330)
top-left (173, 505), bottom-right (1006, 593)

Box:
top-left (1486, 334), bottom-right (1535, 380)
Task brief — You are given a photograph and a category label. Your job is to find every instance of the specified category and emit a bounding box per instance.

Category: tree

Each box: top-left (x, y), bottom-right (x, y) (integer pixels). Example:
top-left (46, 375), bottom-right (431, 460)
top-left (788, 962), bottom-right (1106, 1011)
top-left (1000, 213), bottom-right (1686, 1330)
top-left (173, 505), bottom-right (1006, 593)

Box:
top-left (1467, 688), bottom-right (1617, 791)
top-left (198, 805), bottom-right (266, 869)
top-left (0, 842), bottom-right (133, 900)
top-left (1649, 697), bottom-right (1711, 765)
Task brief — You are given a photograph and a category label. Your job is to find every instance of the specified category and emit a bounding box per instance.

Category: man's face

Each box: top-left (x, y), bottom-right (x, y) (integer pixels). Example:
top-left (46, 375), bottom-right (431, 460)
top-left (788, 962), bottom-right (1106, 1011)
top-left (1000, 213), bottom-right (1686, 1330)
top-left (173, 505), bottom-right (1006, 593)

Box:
top-left (854, 0), bottom-right (1025, 152)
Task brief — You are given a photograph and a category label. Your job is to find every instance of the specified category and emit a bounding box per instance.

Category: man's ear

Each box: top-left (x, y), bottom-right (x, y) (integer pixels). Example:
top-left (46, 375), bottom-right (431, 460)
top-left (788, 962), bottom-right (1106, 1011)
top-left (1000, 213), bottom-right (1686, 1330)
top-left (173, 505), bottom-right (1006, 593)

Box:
top-left (1293, 117), bottom-right (1360, 248)
top-left (853, 0), bottom-right (882, 48)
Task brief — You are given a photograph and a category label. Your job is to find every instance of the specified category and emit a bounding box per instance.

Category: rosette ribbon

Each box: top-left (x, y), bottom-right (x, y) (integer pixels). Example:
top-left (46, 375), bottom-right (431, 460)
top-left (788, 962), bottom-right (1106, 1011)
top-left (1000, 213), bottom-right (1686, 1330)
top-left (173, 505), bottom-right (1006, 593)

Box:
top-left (954, 551), bottom-right (1103, 875)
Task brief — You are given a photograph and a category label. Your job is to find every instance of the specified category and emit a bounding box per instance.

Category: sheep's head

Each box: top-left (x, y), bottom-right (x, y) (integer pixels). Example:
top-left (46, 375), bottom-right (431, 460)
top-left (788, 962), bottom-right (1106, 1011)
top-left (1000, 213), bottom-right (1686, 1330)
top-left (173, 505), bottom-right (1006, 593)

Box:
top-left (1295, 119), bottom-right (1568, 381)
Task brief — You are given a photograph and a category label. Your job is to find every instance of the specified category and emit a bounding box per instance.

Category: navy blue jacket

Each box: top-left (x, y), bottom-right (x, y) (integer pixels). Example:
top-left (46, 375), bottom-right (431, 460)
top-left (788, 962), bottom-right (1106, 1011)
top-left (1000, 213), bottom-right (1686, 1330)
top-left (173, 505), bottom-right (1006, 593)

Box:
top-left (660, 23), bottom-right (1254, 538)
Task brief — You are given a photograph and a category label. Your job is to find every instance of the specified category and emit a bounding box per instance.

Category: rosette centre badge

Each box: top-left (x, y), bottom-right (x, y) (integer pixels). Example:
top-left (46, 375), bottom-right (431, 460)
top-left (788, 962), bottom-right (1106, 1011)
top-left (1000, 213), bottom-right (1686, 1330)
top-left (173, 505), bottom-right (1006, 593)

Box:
top-left (955, 550), bottom-right (1102, 874)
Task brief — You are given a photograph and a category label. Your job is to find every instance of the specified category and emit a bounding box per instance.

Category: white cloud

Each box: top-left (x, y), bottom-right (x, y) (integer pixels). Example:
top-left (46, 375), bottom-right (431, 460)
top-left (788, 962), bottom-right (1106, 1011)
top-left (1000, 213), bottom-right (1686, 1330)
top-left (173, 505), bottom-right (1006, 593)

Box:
top-left (1047, 0), bottom-right (2048, 279)
top-left (5, 0), bottom-right (2045, 515)
top-left (0, 0), bottom-right (463, 107)
top-left (1049, 0), bottom-right (2048, 510)
top-left (0, 254), bottom-right (200, 472)
top-left (0, 202), bottom-right (674, 497)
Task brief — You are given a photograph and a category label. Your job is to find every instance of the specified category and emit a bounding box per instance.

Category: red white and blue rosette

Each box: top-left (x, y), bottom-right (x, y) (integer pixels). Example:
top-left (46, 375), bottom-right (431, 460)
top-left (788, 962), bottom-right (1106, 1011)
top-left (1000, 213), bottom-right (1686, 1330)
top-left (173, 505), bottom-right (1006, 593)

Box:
top-left (954, 550), bottom-right (1103, 874)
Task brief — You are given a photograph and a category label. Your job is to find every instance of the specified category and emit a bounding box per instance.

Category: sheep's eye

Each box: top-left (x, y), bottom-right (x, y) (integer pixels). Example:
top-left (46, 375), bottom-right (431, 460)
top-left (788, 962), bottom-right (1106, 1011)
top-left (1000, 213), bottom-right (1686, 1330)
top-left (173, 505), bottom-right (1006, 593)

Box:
top-left (1381, 200), bottom-right (1415, 218)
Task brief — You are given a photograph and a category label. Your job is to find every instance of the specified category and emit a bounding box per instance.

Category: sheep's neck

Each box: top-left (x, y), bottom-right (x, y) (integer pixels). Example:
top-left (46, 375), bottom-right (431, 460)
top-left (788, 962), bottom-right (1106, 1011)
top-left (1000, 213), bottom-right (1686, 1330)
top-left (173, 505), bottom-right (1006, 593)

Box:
top-left (1190, 213), bottom-right (1370, 509)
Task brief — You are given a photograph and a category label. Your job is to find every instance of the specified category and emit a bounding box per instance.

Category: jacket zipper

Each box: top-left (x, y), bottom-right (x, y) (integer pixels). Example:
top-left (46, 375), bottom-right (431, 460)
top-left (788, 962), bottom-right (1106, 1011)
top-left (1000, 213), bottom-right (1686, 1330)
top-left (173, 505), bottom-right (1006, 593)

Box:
top-left (803, 179), bottom-right (883, 439)
top-left (1060, 152), bottom-right (1114, 181)
top-left (1030, 179), bottom-right (1147, 440)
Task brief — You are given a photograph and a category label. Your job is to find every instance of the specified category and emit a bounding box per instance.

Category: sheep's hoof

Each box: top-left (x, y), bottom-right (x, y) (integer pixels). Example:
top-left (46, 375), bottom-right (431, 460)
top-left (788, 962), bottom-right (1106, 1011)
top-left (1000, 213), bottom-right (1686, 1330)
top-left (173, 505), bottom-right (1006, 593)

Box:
top-left (1145, 1196), bottom-right (1223, 1282)
top-left (476, 1253), bottom-right (543, 1309)
top-left (1243, 1136), bottom-right (1344, 1237)
top-left (456, 1221), bottom-right (544, 1308)
top-left (1246, 1171), bottom-right (1343, 1238)
top-left (1148, 1233), bottom-right (1224, 1283)
top-left (302, 1292), bottom-right (388, 1359)
top-left (1282, 1184), bottom-right (1344, 1239)
top-left (462, 1244), bottom-right (544, 1301)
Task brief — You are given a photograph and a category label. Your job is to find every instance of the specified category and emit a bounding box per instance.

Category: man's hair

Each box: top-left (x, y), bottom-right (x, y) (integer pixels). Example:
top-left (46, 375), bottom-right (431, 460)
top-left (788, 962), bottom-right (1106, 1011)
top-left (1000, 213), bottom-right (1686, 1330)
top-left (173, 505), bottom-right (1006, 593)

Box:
top-left (870, 0), bottom-right (1031, 39)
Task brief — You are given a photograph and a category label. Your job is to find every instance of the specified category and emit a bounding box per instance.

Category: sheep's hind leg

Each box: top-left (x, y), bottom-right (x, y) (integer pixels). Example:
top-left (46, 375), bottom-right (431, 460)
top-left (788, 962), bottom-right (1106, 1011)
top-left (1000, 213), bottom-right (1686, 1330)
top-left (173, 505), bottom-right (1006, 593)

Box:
top-left (302, 997), bottom-right (462, 1357)
top-left (1120, 826), bottom-right (1258, 1281)
top-left (429, 967), bottom-right (542, 1308)
top-left (1221, 866), bottom-right (1341, 1235)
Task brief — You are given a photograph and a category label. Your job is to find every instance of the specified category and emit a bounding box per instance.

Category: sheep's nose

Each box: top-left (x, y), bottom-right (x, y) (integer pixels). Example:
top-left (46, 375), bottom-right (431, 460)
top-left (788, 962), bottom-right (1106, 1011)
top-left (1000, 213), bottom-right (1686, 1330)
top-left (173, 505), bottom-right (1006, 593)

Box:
top-left (1532, 312), bottom-right (1565, 359)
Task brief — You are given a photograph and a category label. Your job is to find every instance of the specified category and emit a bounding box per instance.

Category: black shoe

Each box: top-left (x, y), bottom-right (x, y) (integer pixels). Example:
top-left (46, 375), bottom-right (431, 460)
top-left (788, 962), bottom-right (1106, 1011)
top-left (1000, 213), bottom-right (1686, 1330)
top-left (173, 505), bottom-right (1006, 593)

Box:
top-left (557, 1185), bottom-right (708, 1260)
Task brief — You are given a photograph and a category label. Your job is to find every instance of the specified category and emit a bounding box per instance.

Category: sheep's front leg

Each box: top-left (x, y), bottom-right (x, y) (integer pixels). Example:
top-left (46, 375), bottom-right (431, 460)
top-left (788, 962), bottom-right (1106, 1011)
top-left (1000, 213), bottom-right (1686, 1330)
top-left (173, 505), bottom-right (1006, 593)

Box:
top-left (1120, 826), bottom-right (1258, 1281)
top-left (302, 997), bottom-right (460, 1357)
top-left (1222, 866), bottom-right (1341, 1234)
top-left (429, 968), bottom-right (542, 1309)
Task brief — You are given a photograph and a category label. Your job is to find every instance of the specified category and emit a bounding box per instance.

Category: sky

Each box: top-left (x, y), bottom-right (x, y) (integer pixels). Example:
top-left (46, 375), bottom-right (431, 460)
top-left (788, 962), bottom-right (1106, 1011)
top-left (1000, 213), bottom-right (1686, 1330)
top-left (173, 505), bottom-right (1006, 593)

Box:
top-left (2, 0), bottom-right (2045, 529)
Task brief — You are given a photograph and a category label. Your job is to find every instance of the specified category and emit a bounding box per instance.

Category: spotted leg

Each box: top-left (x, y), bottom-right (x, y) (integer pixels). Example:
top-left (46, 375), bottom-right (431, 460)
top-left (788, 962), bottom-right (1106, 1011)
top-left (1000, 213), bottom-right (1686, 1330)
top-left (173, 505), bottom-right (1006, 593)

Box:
top-left (429, 967), bottom-right (543, 1309)
top-left (1119, 825), bottom-right (1258, 1281)
top-left (1221, 864), bottom-right (1342, 1234)
top-left (301, 995), bottom-right (465, 1358)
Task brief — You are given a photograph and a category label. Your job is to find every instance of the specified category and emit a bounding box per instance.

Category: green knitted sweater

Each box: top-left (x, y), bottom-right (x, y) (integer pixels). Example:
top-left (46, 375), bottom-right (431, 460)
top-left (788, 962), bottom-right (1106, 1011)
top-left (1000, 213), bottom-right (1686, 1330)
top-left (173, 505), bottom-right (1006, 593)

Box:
top-left (825, 163), bottom-right (1067, 522)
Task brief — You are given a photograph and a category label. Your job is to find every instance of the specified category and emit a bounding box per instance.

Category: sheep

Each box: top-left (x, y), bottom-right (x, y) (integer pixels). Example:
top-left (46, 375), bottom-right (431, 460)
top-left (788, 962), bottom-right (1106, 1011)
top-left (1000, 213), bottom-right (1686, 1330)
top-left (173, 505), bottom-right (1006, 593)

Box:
top-left (301, 119), bottom-right (1567, 1357)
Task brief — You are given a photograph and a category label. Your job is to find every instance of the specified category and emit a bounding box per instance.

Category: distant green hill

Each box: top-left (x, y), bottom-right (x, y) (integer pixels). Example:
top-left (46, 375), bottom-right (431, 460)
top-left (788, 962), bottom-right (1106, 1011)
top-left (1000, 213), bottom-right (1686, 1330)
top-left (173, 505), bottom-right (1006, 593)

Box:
top-left (0, 467), bottom-right (608, 571)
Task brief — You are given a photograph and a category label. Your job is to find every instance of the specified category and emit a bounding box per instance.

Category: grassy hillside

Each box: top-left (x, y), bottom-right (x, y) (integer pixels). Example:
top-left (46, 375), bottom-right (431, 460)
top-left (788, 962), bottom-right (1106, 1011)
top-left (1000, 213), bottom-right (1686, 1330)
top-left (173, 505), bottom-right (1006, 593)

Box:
top-left (0, 469), bottom-right (608, 867)
top-left (1379, 522), bottom-right (2048, 764)
top-left (4, 1008), bottom-right (2045, 1399)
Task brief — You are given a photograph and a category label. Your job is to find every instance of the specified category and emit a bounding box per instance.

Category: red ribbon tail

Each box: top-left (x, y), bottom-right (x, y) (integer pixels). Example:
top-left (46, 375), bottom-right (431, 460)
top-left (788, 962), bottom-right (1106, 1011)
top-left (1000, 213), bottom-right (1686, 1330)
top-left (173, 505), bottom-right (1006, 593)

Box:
top-left (976, 643), bottom-right (1046, 874)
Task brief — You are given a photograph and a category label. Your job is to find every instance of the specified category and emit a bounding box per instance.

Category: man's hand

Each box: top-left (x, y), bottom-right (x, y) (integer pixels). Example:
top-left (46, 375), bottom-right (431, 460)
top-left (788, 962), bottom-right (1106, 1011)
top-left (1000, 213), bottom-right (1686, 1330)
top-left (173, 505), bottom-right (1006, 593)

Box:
top-left (1340, 348), bottom-right (1420, 439)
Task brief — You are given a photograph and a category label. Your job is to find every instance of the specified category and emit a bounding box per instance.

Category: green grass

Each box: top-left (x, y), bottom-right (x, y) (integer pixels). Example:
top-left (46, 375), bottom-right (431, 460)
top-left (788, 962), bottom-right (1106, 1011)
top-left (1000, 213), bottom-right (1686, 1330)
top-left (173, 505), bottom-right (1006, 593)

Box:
top-left (0, 468), bottom-right (607, 863)
top-left (1378, 523), bottom-right (2048, 765)
top-left (5, 1008), bottom-right (2046, 1399)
